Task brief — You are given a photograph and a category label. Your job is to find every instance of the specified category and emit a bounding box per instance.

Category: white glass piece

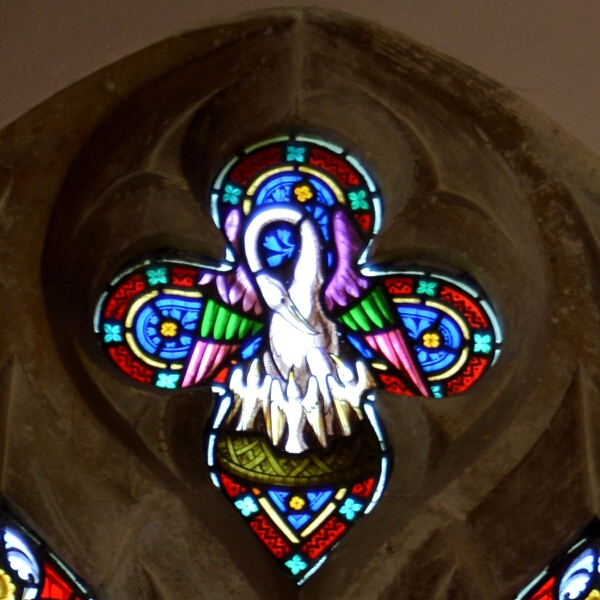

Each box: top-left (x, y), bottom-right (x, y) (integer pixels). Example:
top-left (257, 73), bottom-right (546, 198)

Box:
top-left (569, 538), bottom-right (589, 554)
top-left (210, 472), bottom-right (221, 489)
top-left (357, 239), bottom-right (374, 266)
top-left (515, 568), bottom-right (548, 600)
top-left (481, 299), bottom-right (503, 343)
top-left (110, 259), bottom-right (150, 285)
top-left (4, 530), bottom-right (40, 583)
top-left (23, 587), bottom-right (37, 600)
top-left (206, 434), bottom-right (216, 467)
top-left (245, 136), bottom-right (290, 153)
top-left (364, 455), bottom-right (388, 514)
top-left (162, 257), bottom-right (232, 272)
top-left (229, 360), bottom-right (272, 433)
top-left (300, 503), bottom-right (337, 537)
top-left (295, 136), bottom-right (343, 154)
top-left (297, 556), bottom-right (328, 585)
top-left (211, 192), bottom-right (222, 227)
top-left (225, 246), bottom-right (236, 263)
top-left (431, 273), bottom-right (480, 297)
top-left (364, 402), bottom-right (385, 449)
top-left (93, 292), bottom-right (107, 333)
top-left (212, 395), bottom-right (232, 428)
top-left (372, 196), bottom-right (383, 233)
top-left (492, 348), bottom-right (501, 366)
top-left (559, 548), bottom-right (596, 600)
top-left (327, 358), bottom-right (376, 423)
top-left (258, 498), bottom-right (300, 543)
top-left (50, 552), bottom-right (84, 591)
top-left (213, 157), bottom-right (237, 190)
top-left (346, 155), bottom-right (376, 192)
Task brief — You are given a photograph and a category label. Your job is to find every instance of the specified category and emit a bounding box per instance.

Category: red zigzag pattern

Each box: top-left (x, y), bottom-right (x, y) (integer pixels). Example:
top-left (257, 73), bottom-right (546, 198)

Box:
top-left (302, 517), bottom-right (347, 559)
top-left (250, 515), bottom-right (290, 559)
top-left (104, 274), bottom-right (146, 320)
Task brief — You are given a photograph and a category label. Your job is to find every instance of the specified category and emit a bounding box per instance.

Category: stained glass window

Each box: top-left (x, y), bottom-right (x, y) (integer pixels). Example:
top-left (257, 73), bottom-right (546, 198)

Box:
top-left (0, 504), bottom-right (94, 600)
top-left (516, 520), bottom-right (600, 600)
top-left (95, 135), bottom-right (502, 583)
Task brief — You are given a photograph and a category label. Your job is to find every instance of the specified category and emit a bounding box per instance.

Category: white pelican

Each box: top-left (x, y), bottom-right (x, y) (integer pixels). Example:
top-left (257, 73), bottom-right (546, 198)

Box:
top-left (235, 205), bottom-right (374, 452)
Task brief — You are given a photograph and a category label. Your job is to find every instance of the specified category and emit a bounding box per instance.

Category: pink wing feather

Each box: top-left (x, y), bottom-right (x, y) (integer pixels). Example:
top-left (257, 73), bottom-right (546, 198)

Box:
top-left (183, 209), bottom-right (260, 387)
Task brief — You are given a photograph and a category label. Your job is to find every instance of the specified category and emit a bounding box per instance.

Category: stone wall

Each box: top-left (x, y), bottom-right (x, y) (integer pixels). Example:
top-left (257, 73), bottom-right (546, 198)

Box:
top-left (1, 9), bottom-right (599, 599)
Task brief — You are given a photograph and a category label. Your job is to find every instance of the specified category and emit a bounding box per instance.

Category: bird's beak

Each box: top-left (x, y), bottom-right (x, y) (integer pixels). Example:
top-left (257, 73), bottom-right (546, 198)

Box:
top-left (280, 298), bottom-right (316, 335)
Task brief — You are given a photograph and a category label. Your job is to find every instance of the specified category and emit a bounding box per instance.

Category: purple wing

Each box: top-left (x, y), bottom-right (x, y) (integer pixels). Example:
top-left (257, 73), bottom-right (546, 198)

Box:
top-left (324, 210), bottom-right (369, 311)
top-left (198, 208), bottom-right (262, 315)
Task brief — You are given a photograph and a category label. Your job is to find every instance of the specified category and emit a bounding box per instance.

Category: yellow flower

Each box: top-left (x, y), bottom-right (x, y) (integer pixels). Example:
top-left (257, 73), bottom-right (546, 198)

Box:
top-left (422, 332), bottom-right (441, 348)
top-left (289, 496), bottom-right (306, 510)
top-left (160, 322), bottom-right (178, 337)
top-left (0, 569), bottom-right (16, 600)
top-left (294, 185), bottom-right (313, 202)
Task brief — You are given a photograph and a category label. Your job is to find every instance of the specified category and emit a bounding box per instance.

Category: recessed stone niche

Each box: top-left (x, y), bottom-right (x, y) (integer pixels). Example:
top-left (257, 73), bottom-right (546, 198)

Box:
top-left (0, 8), bottom-right (599, 600)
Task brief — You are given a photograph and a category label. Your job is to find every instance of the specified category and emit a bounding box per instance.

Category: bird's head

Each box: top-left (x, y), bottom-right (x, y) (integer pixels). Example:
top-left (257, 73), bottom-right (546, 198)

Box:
top-left (255, 272), bottom-right (315, 335)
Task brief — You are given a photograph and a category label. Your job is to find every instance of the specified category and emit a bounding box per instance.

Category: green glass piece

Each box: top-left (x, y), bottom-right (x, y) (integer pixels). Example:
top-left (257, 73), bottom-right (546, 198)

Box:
top-left (350, 304), bottom-right (371, 332)
top-left (238, 317), bottom-right (253, 338)
top-left (251, 321), bottom-right (262, 334)
top-left (416, 280), bottom-right (437, 296)
top-left (200, 299), bottom-right (218, 338)
top-left (225, 312), bottom-right (242, 341)
top-left (146, 267), bottom-right (168, 286)
top-left (213, 306), bottom-right (230, 340)
top-left (361, 294), bottom-right (384, 328)
top-left (373, 287), bottom-right (394, 323)
top-left (340, 312), bottom-right (358, 331)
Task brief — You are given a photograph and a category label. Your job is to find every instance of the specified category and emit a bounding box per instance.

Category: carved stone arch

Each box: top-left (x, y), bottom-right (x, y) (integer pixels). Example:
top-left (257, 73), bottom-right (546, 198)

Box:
top-left (0, 7), bottom-right (598, 600)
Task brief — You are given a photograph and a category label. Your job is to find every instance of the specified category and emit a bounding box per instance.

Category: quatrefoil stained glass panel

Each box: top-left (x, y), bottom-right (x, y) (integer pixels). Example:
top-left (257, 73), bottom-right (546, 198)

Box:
top-left (95, 135), bottom-right (502, 583)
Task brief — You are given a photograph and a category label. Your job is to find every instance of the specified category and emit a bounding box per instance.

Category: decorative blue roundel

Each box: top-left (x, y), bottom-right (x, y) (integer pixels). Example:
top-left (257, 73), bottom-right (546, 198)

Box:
top-left (396, 304), bottom-right (464, 376)
top-left (134, 297), bottom-right (202, 360)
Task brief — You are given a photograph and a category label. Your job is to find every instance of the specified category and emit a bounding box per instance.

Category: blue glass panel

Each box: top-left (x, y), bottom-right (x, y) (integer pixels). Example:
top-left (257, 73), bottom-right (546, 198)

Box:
top-left (135, 306), bottom-right (161, 354)
top-left (255, 174), bottom-right (302, 206)
top-left (135, 297), bottom-right (202, 360)
top-left (307, 491), bottom-right (332, 512)
top-left (440, 316), bottom-right (462, 349)
top-left (268, 490), bottom-right (290, 513)
top-left (155, 298), bottom-right (203, 324)
top-left (287, 514), bottom-right (311, 529)
top-left (397, 306), bottom-right (439, 339)
top-left (309, 177), bottom-right (336, 206)
top-left (241, 336), bottom-right (263, 359)
top-left (416, 348), bottom-right (458, 372)
top-left (305, 204), bottom-right (330, 240)
top-left (262, 225), bottom-right (298, 267)
top-left (347, 334), bottom-right (375, 359)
